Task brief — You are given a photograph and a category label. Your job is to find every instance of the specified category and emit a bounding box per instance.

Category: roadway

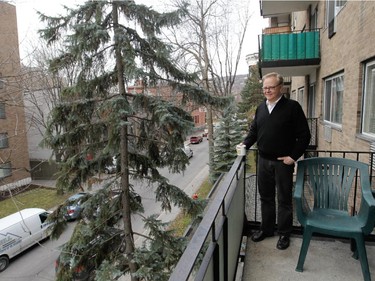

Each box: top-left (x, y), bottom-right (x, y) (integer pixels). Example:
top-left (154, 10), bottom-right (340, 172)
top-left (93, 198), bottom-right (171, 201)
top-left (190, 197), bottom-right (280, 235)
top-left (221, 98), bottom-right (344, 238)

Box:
top-left (0, 139), bottom-right (209, 281)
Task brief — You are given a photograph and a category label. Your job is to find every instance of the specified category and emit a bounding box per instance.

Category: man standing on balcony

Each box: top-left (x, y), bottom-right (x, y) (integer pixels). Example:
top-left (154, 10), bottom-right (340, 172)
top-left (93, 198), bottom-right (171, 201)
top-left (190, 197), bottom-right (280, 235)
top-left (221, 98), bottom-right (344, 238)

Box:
top-left (242, 72), bottom-right (311, 250)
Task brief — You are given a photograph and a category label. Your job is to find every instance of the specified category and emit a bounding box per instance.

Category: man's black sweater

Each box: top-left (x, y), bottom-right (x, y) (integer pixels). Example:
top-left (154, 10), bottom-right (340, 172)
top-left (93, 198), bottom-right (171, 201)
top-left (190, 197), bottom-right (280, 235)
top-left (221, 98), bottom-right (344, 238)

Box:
top-left (243, 96), bottom-right (311, 161)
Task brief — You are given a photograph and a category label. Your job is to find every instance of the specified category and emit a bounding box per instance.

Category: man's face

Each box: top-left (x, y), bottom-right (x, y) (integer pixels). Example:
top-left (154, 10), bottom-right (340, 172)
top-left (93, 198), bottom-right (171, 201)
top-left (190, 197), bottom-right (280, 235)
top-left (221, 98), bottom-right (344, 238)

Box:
top-left (262, 76), bottom-right (283, 103)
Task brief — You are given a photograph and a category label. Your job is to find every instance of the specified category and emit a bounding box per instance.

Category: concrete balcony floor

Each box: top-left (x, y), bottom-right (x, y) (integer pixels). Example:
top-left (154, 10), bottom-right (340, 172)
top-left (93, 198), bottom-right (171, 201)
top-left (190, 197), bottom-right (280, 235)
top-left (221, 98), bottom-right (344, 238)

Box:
top-left (241, 235), bottom-right (375, 281)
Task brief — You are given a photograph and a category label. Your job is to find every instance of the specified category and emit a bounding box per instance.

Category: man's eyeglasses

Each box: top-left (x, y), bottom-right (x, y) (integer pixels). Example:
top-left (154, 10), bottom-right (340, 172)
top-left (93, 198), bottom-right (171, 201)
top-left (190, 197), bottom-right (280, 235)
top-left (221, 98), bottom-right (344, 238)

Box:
top-left (262, 83), bottom-right (281, 91)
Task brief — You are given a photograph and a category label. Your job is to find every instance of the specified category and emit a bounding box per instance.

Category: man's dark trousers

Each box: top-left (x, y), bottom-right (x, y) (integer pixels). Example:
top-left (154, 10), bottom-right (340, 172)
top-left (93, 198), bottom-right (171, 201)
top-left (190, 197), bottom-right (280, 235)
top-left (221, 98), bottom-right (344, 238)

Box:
top-left (257, 156), bottom-right (295, 236)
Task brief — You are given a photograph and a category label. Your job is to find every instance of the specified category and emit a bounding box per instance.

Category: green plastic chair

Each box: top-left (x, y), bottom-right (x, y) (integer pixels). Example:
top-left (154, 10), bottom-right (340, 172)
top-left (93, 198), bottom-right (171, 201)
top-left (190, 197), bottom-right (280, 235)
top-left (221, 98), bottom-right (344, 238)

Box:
top-left (294, 157), bottom-right (375, 281)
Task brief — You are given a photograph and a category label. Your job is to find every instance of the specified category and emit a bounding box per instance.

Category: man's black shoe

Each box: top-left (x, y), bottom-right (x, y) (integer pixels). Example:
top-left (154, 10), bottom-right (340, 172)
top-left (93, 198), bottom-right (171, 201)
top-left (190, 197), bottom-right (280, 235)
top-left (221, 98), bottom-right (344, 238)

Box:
top-left (251, 231), bottom-right (274, 242)
top-left (276, 235), bottom-right (290, 250)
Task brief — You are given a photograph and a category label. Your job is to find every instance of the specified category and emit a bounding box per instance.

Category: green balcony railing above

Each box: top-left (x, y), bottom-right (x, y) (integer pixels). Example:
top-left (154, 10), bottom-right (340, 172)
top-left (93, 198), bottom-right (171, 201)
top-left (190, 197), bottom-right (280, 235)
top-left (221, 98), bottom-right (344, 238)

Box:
top-left (260, 30), bottom-right (320, 62)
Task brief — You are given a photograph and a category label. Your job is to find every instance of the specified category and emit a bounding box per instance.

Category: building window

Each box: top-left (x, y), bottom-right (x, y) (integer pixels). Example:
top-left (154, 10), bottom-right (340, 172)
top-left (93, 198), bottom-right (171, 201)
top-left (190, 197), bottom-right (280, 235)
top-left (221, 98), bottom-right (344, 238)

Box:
top-left (0, 133), bottom-right (8, 148)
top-left (362, 61), bottom-right (375, 137)
top-left (0, 162), bottom-right (12, 178)
top-left (0, 103), bottom-right (5, 119)
top-left (297, 88), bottom-right (304, 106)
top-left (308, 84), bottom-right (316, 118)
top-left (291, 90), bottom-right (296, 100)
top-left (324, 73), bottom-right (344, 126)
top-left (327, 0), bottom-right (347, 38)
top-left (0, 72), bottom-right (4, 89)
top-left (310, 7), bottom-right (318, 30)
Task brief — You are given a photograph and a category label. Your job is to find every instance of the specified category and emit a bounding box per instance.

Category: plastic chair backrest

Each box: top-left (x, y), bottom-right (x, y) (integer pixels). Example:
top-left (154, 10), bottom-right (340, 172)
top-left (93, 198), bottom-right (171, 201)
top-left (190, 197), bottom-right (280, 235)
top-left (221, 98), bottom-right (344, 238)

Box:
top-left (296, 157), bottom-right (375, 232)
top-left (304, 157), bottom-right (364, 211)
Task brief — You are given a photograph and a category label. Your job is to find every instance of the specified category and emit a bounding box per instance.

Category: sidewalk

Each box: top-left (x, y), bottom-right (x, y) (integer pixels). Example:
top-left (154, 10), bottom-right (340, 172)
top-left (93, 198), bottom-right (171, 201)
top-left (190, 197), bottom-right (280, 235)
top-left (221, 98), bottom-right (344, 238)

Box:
top-left (31, 180), bottom-right (57, 188)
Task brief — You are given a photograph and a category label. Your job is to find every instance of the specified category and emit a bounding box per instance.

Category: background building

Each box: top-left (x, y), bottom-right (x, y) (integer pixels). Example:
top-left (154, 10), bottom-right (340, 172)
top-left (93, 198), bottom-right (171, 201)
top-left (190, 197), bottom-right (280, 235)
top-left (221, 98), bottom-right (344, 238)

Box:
top-left (128, 80), bottom-right (207, 130)
top-left (0, 2), bottom-right (31, 190)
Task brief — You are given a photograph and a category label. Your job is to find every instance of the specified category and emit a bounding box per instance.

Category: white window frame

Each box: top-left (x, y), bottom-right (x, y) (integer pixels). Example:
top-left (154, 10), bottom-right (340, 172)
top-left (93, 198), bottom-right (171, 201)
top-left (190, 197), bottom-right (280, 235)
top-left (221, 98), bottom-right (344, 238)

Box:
top-left (310, 7), bottom-right (318, 30)
top-left (362, 60), bottom-right (375, 138)
top-left (0, 162), bottom-right (12, 178)
top-left (326, 0), bottom-right (347, 37)
top-left (324, 73), bottom-right (344, 127)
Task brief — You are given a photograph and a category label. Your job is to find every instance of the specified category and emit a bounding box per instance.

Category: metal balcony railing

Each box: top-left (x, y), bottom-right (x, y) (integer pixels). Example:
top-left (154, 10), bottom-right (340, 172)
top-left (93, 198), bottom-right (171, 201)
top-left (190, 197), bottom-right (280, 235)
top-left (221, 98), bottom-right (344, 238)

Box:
top-left (169, 156), bottom-right (246, 281)
top-left (307, 117), bottom-right (318, 148)
top-left (169, 149), bottom-right (375, 281)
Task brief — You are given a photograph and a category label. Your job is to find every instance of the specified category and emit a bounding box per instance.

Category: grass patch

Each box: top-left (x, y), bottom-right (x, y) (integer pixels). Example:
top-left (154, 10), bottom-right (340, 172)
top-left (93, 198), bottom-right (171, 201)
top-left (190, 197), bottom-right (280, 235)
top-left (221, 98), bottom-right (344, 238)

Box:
top-left (169, 212), bottom-right (193, 237)
top-left (194, 178), bottom-right (212, 199)
top-left (0, 186), bottom-right (72, 218)
top-left (169, 153), bottom-right (256, 237)
top-left (168, 177), bottom-right (213, 237)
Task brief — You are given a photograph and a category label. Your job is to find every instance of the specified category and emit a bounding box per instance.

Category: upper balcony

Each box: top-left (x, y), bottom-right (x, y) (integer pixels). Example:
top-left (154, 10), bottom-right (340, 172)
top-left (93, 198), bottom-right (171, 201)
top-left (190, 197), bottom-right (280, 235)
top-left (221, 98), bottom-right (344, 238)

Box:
top-left (259, 28), bottom-right (321, 77)
top-left (260, 0), bottom-right (319, 18)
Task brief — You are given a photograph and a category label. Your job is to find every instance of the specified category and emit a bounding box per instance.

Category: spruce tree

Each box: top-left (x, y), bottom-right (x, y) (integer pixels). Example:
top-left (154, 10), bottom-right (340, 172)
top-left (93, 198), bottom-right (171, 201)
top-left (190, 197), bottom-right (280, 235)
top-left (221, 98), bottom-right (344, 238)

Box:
top-left (37, 1), bottom-right (226, 280)
top-left (211, 99), bottom-right (246, 182)
top-left (238, 65), bottom-right (263, 122)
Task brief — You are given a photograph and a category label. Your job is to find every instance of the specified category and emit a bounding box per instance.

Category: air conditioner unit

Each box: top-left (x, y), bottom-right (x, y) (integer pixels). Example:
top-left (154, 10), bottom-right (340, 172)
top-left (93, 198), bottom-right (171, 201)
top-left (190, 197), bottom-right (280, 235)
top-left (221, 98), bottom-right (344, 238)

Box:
top-left (324, 125), bottom-right (332, 143)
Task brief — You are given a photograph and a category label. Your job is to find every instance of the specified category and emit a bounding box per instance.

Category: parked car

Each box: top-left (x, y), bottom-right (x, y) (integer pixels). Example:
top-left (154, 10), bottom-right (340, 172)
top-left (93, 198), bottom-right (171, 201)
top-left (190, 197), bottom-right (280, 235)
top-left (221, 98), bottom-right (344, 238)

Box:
top-left (55, 227), bottom-right (127, 281)
top-left (0, 208), bottom-right (52, 272)
top-left (107, 189), bottom-right (142, 208)
top-left (104, 164), bottom-right (117, 174)
top-left (63, 192), bottom-right (91, 221)
top-left (182, 145), bottom-right (193, 158)
top-left (202, 129), bottom-right (208, 137)
top-left (106, 156), bottom-right (120, 174)
top-left (190, 135), bottom-right (203, 144)
top-left (91, 189), bottom-right (142, 225)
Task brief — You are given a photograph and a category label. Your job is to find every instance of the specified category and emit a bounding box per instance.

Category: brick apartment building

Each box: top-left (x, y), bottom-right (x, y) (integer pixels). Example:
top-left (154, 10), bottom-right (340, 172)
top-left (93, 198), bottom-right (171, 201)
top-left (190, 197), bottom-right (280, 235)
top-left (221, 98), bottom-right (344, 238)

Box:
top-left (0, 2), bottom-right (31, 190)
top-left (258, 0), bottom-right (375, 161)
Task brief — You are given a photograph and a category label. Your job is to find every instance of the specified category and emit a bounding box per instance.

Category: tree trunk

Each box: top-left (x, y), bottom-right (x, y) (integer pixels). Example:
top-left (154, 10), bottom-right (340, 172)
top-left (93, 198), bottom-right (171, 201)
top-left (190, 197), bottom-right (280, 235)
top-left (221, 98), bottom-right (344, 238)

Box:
top-left (206, 105), bottom-right (215, 180)
top-left (112, 3), bottom-right (139, 280)
top-left (199, 0), bottom-right (215, 182)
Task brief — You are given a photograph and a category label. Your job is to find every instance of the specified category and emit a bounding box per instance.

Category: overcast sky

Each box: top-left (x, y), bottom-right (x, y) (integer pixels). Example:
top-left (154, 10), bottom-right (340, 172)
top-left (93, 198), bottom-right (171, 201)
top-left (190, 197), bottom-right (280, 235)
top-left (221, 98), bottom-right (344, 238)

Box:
top-left (13, 0), bottom-right (267, 75)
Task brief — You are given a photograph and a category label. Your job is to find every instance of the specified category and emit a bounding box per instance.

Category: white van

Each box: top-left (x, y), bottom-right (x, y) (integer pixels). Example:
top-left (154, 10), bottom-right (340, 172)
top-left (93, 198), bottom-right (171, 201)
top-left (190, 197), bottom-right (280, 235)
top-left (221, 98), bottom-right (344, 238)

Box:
top-left (0, 208), bottom-right (51, 272)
